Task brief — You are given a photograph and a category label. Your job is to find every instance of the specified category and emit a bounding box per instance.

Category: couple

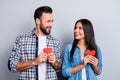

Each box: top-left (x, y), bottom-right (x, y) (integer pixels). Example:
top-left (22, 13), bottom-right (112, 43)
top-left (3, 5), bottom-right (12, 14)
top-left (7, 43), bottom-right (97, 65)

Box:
top-left (8, 6), bottom-right (103, 80)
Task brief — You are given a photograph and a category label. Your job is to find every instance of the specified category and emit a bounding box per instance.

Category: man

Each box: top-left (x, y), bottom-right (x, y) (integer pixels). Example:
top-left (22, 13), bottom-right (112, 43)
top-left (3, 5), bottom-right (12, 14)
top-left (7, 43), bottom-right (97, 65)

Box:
top-left (8, 6), bottom-right (62, 80)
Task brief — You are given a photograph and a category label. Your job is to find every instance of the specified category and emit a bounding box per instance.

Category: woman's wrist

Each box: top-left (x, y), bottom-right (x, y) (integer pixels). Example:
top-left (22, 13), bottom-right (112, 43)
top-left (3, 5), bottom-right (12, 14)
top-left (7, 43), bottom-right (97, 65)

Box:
top-left (82, 60), bottom-right (87, 67)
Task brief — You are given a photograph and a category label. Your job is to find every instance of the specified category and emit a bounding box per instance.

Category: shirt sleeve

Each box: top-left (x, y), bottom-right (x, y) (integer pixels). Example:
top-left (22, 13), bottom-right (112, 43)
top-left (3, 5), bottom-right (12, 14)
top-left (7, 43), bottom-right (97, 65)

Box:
top-left (54, 40), bottom-right (62, 63)
top-left (96, 46), bottom-right (103, 75)
top-left (62, 44), bottom-right (73, 77)
top-left (8, 36), bottom-right (21, 72)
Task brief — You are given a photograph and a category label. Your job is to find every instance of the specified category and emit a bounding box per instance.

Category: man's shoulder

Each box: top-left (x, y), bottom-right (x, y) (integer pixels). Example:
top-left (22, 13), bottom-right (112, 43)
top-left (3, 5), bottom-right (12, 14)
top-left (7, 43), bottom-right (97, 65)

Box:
top-left (47, 35), bottom-right (59, 41)
top-left (16, 31), bottom-right (35, 40)
top-left (47, 35), bottom-right (60, 46)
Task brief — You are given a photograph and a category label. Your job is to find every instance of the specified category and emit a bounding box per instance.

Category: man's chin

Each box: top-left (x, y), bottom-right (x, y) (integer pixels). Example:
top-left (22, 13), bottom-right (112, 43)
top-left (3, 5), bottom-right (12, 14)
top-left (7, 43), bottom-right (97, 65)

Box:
top-left (46, 31), bottom-right (51, 35)
top-left (44, 32), bottom-right (50, 35)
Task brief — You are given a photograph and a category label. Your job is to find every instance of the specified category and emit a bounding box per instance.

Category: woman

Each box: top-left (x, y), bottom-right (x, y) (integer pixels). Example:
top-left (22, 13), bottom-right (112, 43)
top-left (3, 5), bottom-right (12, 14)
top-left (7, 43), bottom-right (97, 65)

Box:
top-left (62, 19), bottom-right (103, 80)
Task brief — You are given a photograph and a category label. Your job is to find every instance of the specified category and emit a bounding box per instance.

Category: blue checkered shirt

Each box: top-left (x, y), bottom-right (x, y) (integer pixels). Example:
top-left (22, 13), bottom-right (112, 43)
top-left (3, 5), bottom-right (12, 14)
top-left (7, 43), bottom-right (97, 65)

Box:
top-left (8, 29), bottom-right (62, 80)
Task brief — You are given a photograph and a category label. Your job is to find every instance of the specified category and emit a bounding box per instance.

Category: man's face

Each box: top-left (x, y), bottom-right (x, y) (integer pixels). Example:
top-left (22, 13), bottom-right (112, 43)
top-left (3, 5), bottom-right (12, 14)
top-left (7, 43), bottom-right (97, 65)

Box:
top-left (39, 13), bottom-right (53, 35)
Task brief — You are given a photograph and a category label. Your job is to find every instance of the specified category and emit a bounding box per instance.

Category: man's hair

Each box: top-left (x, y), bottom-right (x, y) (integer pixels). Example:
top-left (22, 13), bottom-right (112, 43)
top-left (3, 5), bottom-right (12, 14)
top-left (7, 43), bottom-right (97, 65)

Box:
top-left (34, 6), bottom-right (52, 21)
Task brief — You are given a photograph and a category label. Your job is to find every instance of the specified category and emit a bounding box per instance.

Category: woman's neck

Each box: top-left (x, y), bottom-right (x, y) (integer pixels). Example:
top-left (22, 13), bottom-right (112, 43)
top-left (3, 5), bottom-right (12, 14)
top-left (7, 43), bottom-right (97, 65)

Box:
top-left (77, 39), bottom-right (87, 47)
top-left (77, 39), bottom-right (87, 57)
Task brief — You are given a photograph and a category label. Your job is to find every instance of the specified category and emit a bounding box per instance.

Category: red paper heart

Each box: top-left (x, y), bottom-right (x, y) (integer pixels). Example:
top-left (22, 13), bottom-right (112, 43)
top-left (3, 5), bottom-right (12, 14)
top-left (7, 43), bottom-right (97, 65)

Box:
top-left (43, 48), bottom-right (52, 54)
top-left (86, 50), bottom-right (96, 56)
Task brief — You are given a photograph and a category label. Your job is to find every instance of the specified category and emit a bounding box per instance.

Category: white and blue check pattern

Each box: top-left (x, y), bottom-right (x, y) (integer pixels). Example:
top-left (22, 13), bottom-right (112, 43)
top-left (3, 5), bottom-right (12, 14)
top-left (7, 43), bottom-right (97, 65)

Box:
top-left (8, 28), bottom-right (62, 80)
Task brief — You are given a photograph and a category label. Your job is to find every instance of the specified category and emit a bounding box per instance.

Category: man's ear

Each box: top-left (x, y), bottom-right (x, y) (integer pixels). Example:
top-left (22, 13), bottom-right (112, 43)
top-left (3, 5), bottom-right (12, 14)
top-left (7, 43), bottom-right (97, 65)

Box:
top-left (36, 18), bottom-right (40, 24)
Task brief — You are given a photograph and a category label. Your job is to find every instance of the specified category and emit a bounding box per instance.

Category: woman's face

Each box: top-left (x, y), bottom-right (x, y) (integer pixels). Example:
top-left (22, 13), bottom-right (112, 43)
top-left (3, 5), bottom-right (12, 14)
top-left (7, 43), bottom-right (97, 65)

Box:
top-left (74, 22), bottom-right (85, 40)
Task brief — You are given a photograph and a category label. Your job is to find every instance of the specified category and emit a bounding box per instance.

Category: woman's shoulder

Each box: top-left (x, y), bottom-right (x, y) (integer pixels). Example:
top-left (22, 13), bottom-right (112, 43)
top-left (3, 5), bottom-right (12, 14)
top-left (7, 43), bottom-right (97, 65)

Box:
top-left (96, 45), bottom-right (101, 51)
top-left (65, 43), bottom-right (72, 48)
top-left (64, 43), bottom-right (73, 51)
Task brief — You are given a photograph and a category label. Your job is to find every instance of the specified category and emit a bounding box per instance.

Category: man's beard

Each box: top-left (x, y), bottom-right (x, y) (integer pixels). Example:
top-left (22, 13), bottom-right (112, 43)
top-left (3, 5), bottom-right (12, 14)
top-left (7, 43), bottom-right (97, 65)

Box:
top-left (40, 25), bottom-right (51, 35)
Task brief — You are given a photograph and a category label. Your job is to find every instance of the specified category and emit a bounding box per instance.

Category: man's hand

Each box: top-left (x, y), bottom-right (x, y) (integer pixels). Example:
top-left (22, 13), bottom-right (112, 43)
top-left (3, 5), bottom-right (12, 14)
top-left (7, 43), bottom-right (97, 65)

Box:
top-left (32, 53), bottom-right (47, 65)
top-left (47, 53), bottom-right (56, 65)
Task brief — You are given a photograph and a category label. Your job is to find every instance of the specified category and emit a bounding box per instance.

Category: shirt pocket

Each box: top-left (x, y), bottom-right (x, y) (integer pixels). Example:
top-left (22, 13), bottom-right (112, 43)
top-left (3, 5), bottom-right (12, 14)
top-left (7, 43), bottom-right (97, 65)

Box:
top-left (20, 44), bottom-right (36, 61)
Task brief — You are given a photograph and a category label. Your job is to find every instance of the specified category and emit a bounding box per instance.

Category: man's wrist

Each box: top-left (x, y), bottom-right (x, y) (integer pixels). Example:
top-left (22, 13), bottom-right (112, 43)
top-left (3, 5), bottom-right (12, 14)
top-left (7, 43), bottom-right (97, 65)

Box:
top-left (31, 60), bottom-right (38, 66)
top-left (53, 61), bottom-right (61, 69)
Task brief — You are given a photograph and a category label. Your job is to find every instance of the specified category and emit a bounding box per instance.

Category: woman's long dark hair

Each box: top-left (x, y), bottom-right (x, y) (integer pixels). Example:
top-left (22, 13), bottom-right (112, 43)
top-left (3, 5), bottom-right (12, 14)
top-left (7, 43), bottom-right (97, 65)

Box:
top-left (70, 19), bottom-right (97, 61)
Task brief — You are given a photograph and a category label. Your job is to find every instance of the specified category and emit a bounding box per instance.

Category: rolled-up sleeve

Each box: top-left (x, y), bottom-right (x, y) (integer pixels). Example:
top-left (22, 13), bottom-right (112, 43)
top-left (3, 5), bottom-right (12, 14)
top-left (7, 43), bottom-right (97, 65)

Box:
top-left (62, 44), bottom-right (73, 77)
top-left (62, 67), bottom-right (72, 77)
top-left (8, 36), bottom-right (21, 72)
top-left (96, 46), bottom-right (103, 75)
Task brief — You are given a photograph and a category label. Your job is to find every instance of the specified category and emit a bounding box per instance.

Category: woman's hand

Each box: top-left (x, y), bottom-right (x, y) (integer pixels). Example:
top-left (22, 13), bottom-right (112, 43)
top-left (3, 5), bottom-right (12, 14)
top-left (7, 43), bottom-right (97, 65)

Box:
top-left (88, 55), bottom-right (98, 67)
top-left (83, 55), bottom-right (91, 66)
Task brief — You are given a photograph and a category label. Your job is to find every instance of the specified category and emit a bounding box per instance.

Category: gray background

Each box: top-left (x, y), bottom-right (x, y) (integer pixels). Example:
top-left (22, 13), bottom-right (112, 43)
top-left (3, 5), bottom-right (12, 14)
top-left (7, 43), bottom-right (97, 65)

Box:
top-left (0, 0), bottom-right (120, 80)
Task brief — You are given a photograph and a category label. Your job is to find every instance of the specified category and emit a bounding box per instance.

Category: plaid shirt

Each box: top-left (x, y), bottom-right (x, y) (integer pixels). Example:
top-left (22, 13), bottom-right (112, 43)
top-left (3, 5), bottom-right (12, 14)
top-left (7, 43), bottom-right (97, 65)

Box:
top-left (8, 28), bottom-right (62, 80)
